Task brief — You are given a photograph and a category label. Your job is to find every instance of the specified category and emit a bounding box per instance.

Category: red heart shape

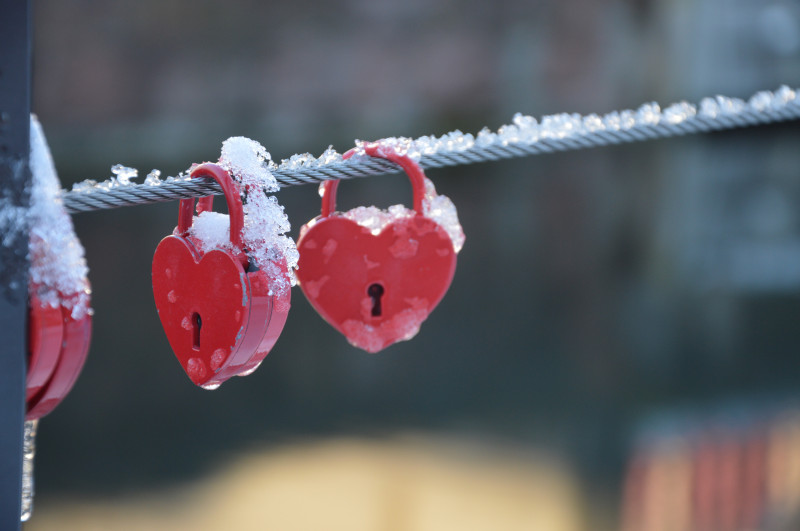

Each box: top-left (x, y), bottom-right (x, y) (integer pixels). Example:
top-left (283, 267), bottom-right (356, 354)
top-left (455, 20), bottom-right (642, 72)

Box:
top-left (297, 214), bottom-right (456, 352)
top-left (26, 302), bottom-right (92, 420)
top-left (152, 235), bottom-right (289, 388)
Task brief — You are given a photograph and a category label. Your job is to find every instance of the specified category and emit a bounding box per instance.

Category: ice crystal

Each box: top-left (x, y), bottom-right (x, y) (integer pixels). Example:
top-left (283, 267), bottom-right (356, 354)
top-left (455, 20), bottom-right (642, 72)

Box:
top-left (28, 116), bottom-right (92, 319)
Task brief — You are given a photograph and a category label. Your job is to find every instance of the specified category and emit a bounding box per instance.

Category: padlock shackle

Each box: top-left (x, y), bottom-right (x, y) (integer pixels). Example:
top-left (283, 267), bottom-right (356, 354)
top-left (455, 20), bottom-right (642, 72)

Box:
top-left (320, 143), bottom-right (426, 218)
top-left (177, 163), bottom-right (245, 251)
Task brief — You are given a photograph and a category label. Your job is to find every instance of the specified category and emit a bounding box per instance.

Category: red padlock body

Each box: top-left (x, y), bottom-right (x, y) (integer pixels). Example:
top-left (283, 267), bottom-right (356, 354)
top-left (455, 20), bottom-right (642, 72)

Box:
top-left (233, 267), bottom-right (291, 378)
top-left (26, 293), bottom-right (64, 401)
top-left (152, 235), bottom-right (288, 387)
top-left (26, 305), bottom-right (92, 420)
top-left (297, 213), bottom-right (456, 352)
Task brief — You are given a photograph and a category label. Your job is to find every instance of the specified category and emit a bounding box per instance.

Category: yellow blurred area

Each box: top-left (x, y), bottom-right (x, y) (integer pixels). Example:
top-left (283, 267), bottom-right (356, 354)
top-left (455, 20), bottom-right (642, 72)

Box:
top-left (25, 436), bottom-right (582, 531)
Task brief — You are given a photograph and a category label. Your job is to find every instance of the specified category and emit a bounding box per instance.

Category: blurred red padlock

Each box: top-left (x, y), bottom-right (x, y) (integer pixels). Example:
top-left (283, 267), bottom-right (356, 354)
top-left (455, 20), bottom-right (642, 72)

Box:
top-left (26, 292), bottom-right (63, 403)
top-left (26, 288), bottom-right (92, 420)
top-left (152, 163), bottom-right (289, 388)
top-left (296, 144), bottom-right (458, 352)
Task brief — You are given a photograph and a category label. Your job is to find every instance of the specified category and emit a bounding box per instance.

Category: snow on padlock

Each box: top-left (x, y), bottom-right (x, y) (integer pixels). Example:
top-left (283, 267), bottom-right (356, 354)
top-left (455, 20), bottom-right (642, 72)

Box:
top-left (25, 116), bottom-right (93, 420)
top-left (152, 163), bottom-right (290, 389)
top-left (296, 142), bottom-right (464, 353)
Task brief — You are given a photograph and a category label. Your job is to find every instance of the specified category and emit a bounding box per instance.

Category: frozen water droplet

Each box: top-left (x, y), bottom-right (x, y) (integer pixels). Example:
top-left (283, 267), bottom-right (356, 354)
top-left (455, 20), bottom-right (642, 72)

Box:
top-left (774, 85), bottom-right (796, 105)
top-left (167, 290), bottom-right (177, 303)
top-left (20, 420), bottom-right (37, 522)
top-left (110, 164), bottom-right (138, 186)
top-left (342, 205), bottom-right (415, 234)
top-left (663, 102), bottom-right (697, 124)
top-left (200, 381), bottom-right (221, 390)
top-left (582, 114), bottom-right (605, 133)
top-left (619, 110), bottom-right (636, 129)
top-left (636, 103), bottom-right (661, 125)
top-left (716, 96), bottom-right (746, 115)
top-left (209, 348), bottom-right (227, 371)
top-left (476, 127), bottom-right (497, 147)
top-left (322, 239), bottom-right (337, 261)
top-left (749, 91), bottom-right (773, 112)
top-left (389, 237), bottom-right (419, 259)
top-left (699, 97), bottom-right (720, 118)
top-left (181, 316), bottom-right (192, 330)
top-left (187, 358), bottom-right (207, 380)
top-left (144, 169), bottom-right (162, 186)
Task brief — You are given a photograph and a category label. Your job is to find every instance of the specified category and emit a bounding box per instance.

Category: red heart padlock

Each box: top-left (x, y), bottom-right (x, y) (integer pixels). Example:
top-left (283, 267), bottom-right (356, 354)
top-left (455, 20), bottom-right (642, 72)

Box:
top-left (26, 293), bottom-right (92, 420)
top-left (25, 115), bottom-right (93, 420)
top-left (296, 143), bottom-right (459, 352)
top-left (152, 163), bottom-right (290, 388)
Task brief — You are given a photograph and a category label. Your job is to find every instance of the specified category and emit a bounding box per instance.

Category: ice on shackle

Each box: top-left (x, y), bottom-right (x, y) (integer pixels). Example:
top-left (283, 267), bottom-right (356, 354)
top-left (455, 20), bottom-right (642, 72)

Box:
top-left (28, 116), bottom-right (92, 319)
top-left (334, 176), bottom-right (465, 253)
top-left (217, 136), bottom-right (299, 297)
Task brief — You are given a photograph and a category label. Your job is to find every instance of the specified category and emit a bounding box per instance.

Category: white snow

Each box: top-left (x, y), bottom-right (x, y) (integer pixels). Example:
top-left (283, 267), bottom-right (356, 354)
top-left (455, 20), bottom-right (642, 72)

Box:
top-left (188, 211), bottom-right (233, 253)
top-left (220, 136), bottom-right (277, 192)
top-left (144, 169), bottom-right (162, 185)
top-left (342, 205), bottom-right (415, 235)
top-left (422, 178), bottom-right (465, 253)
top-left (28, 116), bottom-right (92, 319)
top-left (215, 137), bottom-right (299, 297)
top-left (334, 175), bottom-right (464, 253)
top-left (70, 165), bottom-right (191, 193)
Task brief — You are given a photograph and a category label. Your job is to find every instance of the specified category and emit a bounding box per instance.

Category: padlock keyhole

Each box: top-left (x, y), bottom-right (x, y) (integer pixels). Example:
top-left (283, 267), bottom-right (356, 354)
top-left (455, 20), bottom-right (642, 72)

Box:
top-left (192, 312), bottom-right (202, 350)
top-left (368, 283), bottom-right (385, 317)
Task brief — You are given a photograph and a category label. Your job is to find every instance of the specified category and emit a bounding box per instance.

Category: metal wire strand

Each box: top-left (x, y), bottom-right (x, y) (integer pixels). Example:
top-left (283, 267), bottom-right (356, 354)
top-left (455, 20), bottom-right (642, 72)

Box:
top-left (61, 90), bottom-right (800, 214)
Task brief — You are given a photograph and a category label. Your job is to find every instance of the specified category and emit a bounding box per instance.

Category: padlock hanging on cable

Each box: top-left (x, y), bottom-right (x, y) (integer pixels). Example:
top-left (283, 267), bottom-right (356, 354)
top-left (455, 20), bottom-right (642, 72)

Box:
top-left (296, 141), bottom-right (465, 353)
top-left (152, 163), bottom-right (291, 389)
top-left (26, 116), bottom-right (93, 420)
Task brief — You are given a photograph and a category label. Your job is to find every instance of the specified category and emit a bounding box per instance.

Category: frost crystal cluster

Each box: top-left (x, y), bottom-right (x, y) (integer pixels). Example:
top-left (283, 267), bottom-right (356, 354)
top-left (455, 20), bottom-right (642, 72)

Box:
top-left (189, 136), bottom-right (298, 297)
top-left (28, 116), bottom-right (92, 319)
top-left (336, 177), bottom-right (465, 253)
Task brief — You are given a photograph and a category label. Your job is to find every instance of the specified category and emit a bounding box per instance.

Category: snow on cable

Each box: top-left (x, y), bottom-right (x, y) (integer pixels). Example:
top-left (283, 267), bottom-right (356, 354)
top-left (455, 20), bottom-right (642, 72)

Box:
top-left (61, 85), bottom-right (800, 214)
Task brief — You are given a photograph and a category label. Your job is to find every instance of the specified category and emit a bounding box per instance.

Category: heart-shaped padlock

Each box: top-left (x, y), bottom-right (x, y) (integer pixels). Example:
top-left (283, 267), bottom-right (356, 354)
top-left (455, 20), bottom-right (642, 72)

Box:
top-left (152, 163), bottom-right (290, 388)
top-left (296, 143), bottom-right (460, 352)
top-left (26, 288), bottom-right (93, 420)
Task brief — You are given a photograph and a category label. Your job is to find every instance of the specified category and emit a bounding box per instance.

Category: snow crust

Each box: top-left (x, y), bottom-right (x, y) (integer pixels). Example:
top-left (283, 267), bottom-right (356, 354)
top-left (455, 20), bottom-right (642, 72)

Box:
top-left (187, 137), bottom-right (298, 298)
top-left (28, 116), bottom-right (92, 319)
top-left (333, 175), bottom-right (464, 253)
top-left (66, 85), bottom-right (799, 199)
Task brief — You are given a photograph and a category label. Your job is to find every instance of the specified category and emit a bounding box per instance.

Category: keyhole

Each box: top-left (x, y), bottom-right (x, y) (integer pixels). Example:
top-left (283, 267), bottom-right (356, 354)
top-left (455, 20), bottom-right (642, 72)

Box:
top-left (368, 283), bottom-right (384, 317)
top-left (192, 312), bottom-right (202, 350)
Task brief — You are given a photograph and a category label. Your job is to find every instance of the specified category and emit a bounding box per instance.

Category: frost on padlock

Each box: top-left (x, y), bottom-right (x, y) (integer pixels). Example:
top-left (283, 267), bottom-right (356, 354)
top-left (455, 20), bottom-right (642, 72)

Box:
top-left (28, 117), bottom-right (92, 320)
top-left (25, 116), bottom-right (93, 422)
top-left (218, 136), bottom-right (298, 299)
top-left (297, 141), bottom-right (464, 353)
top-left (152, 138), bottom-right (297, 388)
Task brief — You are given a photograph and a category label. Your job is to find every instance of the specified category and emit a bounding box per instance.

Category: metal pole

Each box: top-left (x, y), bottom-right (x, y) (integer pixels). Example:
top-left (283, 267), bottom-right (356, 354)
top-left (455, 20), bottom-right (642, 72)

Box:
top-left (0, 0), bottom-right (32, 528)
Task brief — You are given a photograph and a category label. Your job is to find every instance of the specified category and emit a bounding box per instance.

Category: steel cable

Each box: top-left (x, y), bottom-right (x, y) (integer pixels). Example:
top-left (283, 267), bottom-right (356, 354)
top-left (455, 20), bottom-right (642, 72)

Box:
top-left (61, 87), bottom-right (800, 214)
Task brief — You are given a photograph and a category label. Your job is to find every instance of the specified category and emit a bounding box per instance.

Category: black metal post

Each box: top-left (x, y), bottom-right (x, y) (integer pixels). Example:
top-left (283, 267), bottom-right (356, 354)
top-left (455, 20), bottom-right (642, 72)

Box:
top-left (0, 1), bottom-right (32, 528)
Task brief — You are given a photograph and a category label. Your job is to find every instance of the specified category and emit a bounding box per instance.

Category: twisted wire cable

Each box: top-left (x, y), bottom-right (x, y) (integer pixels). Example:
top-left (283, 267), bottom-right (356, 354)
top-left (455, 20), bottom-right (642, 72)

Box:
top-left (62, 86), bottom-right (800, 214)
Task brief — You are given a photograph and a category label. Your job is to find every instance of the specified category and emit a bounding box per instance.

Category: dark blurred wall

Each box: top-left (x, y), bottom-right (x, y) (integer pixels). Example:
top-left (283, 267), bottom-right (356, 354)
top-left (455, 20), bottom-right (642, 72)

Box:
top-left (27, 0), bottom-right (800, 527)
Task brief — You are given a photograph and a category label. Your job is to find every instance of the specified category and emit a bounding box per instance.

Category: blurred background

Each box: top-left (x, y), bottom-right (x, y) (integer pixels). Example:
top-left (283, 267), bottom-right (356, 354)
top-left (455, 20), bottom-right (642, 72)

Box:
top-left (22, 0), bottom-right (800, 529)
